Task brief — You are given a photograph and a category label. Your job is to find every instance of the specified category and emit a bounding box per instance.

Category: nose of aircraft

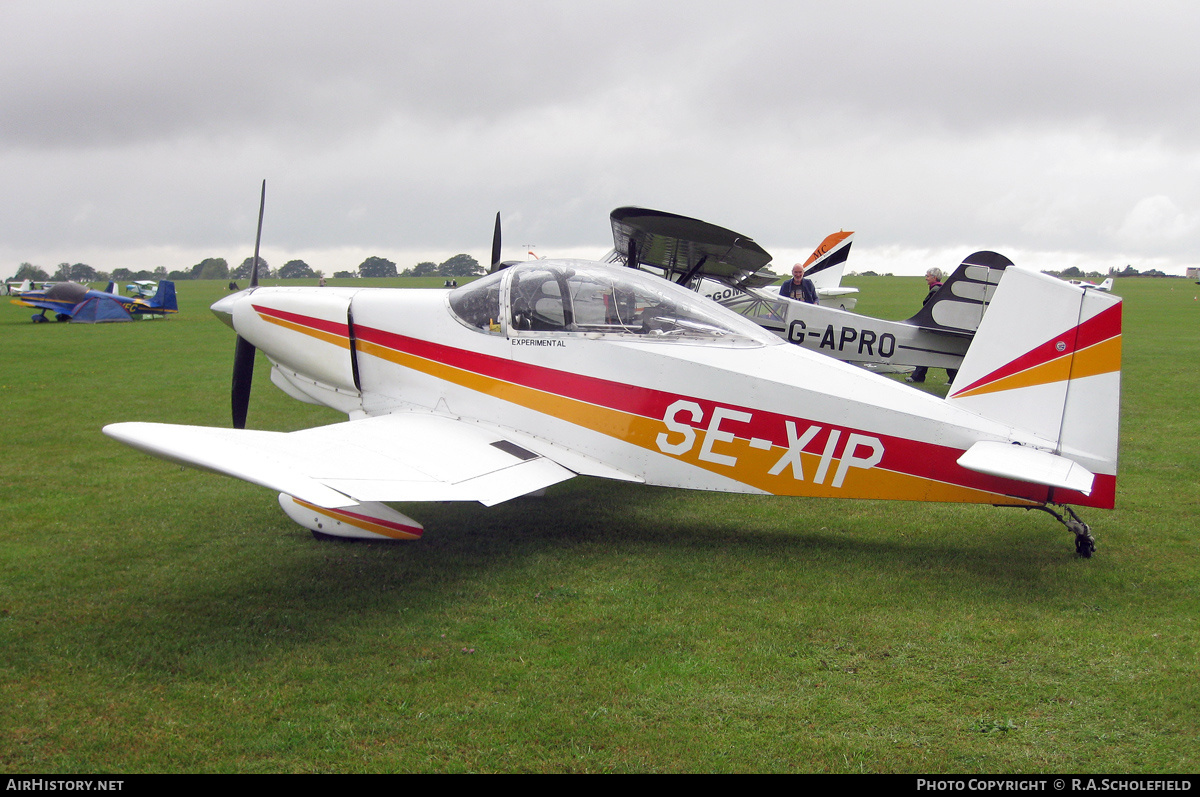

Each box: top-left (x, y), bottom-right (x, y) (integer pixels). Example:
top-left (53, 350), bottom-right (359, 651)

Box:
top-left (210, 289), bottom-right (250, 330)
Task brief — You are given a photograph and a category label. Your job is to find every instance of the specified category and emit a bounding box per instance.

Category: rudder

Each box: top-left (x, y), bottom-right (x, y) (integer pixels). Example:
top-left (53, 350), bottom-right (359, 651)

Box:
top-left (947, 267), bottom-right (1121, 508)
top-left (150, 281), bottom-right (177, 312)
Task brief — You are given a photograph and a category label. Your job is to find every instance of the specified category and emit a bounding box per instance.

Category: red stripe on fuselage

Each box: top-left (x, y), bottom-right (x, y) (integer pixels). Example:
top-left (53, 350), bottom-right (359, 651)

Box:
top-left (253, 304), bottom-right (350, 337)
top-left (353, 325), bottom-right (1081, 504)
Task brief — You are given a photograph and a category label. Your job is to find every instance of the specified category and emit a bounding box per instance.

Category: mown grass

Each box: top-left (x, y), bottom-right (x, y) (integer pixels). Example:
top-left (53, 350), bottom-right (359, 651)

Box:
top-left (1, 276), bottom-right (1197, 772)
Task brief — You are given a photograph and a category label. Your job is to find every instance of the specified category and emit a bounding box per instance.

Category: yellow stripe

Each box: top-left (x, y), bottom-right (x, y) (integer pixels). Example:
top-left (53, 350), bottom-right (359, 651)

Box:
top-left (358, 339), bottom-right (1038, 505)
top-left (292, 498), bottom-right (422, 540)
top-left (1069, 334), bottom-right (1122, 381)
top-left (953, 334), bottom-right (1121, 398)
top-left (260, 314), bottom-right (351, 349)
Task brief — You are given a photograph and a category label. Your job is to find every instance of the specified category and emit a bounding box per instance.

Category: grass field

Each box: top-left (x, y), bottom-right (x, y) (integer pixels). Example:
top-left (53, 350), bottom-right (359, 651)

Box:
top-left (1, 275), bottom-right (1197, 773)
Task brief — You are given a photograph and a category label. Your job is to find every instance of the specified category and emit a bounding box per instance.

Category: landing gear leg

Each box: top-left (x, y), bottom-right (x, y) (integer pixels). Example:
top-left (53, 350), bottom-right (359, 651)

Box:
top-left (1023, 504), bottom-right (1095, 557)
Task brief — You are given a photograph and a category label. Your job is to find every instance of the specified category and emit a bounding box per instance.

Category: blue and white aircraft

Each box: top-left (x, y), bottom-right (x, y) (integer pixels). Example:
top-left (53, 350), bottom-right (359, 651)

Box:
top-left (11, 280), bottom-right (178, 323)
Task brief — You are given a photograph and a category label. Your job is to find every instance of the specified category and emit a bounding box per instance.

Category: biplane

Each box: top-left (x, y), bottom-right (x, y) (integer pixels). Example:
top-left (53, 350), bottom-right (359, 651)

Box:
top-left (609, 207), bottom-right (1011, 374)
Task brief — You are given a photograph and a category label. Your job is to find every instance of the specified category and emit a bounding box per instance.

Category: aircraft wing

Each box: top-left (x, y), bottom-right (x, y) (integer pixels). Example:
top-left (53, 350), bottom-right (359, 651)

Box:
top-left (103, 413), bottom-right (577, 509)
top-left (610, 206), bottom-right (774, 287)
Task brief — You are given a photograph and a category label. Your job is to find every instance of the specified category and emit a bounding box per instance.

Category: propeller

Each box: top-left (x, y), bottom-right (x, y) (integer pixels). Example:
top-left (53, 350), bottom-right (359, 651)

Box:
top-left (231, 180), bottom-right (266, 429)
top-left (490, 211), bottom-right (502, 272)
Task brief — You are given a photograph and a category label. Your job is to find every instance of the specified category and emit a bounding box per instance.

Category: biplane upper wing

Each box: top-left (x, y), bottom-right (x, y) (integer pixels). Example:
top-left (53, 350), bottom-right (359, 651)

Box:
top-left (103, 413), bottom-right (577, 509)
top-left (609, 206), bottom-right (775, 288)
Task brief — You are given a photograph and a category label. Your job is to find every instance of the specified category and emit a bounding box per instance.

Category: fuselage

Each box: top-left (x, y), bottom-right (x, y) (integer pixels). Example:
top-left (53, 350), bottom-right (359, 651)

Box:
top-left (214, 260), bottom-right (1110, 509)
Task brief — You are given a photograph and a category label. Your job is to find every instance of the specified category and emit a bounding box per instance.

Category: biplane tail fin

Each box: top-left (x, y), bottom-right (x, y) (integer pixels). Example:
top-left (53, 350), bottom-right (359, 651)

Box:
top-left (947, 267), bottom-right (1121, 507)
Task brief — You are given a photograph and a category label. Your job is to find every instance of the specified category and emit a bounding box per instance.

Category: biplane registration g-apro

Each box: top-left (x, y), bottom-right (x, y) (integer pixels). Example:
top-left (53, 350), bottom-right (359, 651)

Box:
top-left (104, 193), bottom-right (1121, 556)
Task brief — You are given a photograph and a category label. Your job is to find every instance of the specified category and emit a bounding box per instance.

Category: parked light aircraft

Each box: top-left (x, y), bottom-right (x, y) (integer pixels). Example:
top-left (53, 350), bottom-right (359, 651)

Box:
top-left (610, 207), bottom-right (1010, 374)
top-left (103, 185), bottom-right (1121, 556)
top-left (12, 280), bottom-right (178, 322)
top-left (1067, 277), bottom-right (1114, 292)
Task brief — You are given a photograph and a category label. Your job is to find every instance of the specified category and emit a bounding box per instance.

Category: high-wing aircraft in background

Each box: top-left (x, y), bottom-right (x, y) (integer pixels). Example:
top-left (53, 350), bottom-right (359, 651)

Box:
top-left (103, 185), bottom-right (1122, 557)
top-left (610, 207), bottom-right (1010, 375)
top-left (12, 280), bottom-right (178, 322)
top-left (125, 280), bottom-right (160, 299)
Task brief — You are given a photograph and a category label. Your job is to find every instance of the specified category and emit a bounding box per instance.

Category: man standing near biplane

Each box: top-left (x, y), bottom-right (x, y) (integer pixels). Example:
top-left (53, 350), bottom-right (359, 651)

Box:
top-left (780, 262), bottom-right (818, 304)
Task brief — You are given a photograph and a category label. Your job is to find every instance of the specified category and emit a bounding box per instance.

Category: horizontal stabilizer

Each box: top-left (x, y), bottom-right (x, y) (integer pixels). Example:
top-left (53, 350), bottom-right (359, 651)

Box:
top-left (957, 441), bottom-right (1094, 494)
top-left (104, 413), bottom-right (577, 509)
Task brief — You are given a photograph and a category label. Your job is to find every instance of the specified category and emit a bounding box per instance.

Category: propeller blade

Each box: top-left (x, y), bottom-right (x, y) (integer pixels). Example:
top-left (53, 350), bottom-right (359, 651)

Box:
top-left (232, 180), bottom-right (266, 429)
top-left (490, 211), bottom-right (502, 271)
top-left (231, 334), bottom-right (255, 429)
top-left (250, 179), bottom-right (266, 288)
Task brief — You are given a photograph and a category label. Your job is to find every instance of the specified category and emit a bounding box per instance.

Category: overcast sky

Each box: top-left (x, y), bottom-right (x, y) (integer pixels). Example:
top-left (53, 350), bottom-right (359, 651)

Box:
top-left (3, 0), bottom-right (1199, 278)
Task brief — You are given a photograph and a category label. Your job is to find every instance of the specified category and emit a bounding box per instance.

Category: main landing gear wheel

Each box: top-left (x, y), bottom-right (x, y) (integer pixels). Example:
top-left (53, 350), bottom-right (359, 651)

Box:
top-left (1074, 529), bottom-right (1096, 558)
top-left (1021, 504), bottom-right (1096, 558)
top-left (1061, 506), bottom-right (1095, 559)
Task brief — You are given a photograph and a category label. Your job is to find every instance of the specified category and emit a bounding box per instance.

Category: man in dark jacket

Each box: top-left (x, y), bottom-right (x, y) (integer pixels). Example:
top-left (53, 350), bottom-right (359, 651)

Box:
top-left (779, 263), bottom-right (818, 304)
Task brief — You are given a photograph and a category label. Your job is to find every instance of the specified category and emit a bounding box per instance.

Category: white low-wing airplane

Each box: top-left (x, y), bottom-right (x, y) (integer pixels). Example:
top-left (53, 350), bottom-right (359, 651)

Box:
top-left (103, 187), bottom-right (1121, 556)
top-left (1068, 277), bottom-right (1114, 292)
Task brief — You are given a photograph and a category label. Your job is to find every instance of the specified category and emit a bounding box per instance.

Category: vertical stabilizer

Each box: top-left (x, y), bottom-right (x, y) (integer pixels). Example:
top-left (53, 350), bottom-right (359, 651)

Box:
top-left (904, 251), bottom-right (1011, 334)
top-left (801, 231), bottom-right (854, 291)
top-left (947, 267), bottom-right (1121, 507)
top-left (150, 281), bottom-right (178, 312)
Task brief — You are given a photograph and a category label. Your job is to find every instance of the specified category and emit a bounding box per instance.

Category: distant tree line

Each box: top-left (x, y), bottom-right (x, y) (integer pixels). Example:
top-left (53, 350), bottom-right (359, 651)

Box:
top-left (9, 253), bottom-right (484, 283)
top-left (356, 254), bottom-right (483, 279)
top-left (14, 256), bottom-right (1186, 285)
top-left (1044, 265), bottom-right (1176, 279)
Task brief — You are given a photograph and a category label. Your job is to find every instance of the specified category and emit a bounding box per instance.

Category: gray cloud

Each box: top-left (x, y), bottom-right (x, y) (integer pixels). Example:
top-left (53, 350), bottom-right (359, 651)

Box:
top-left (2, 1), bottom-right (1199, 276)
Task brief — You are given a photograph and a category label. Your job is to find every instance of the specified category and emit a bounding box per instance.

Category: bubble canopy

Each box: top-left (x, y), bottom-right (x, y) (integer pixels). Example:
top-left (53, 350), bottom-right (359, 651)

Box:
top-left (450, 260), bottom-right (782, 347)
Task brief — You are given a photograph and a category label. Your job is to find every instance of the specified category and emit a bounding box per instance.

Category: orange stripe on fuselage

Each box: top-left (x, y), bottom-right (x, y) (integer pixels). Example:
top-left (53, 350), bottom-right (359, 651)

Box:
top-left (258, 312), bottom-right (352, 350)
top-left (355, 336), bottom-right (1042, 506)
